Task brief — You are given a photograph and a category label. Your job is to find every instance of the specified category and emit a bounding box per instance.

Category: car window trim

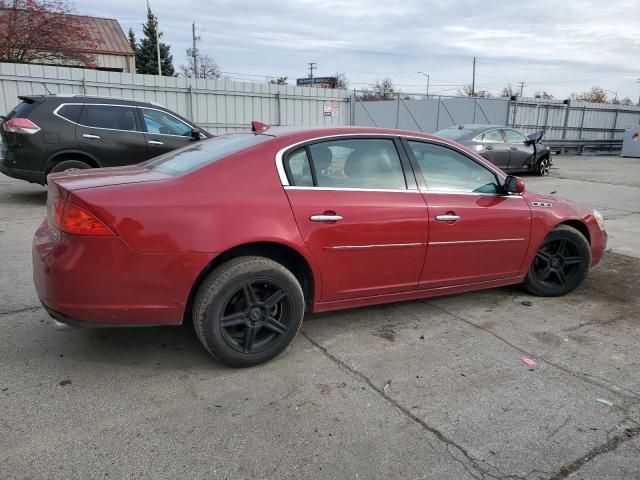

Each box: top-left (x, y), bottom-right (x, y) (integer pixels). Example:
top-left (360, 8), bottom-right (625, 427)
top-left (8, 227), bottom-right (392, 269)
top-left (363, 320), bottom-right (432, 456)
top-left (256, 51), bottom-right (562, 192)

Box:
top-left (277, 134), bottom-right (439, 191)
top-left (472, 128), bottom-right (505, 144)
top-left (138, 106), bottom-right (196, 138)
top-left (53, 103), bottom-right (143, 134)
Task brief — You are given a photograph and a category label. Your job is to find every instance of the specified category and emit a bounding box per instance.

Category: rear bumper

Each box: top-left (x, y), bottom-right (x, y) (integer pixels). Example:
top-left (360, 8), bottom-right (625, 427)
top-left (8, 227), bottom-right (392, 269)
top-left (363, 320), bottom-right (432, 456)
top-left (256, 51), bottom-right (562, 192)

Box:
top-left (0, 163), bottom-right (46, 184)
top-left (32, 220), bottom-right (214, 326)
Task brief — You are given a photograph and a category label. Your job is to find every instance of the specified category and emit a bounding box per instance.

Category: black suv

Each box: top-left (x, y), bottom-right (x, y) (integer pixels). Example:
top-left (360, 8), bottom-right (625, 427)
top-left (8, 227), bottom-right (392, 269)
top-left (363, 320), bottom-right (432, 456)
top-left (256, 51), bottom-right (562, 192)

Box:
top-left (0, 95), bottom-right (211, 184)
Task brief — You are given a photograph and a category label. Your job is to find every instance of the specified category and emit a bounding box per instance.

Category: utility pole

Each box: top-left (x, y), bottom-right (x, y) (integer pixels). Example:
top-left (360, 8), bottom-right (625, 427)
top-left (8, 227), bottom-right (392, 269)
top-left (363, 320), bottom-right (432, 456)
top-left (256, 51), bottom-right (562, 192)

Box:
top-left (188, 22), bottom-right (200, 76)
top-left (308, 62), bottom-right (316, 79)
top-left (471, 57), bottom-right (476, 96)
top-left (517, 81), bottom-right (526, 97)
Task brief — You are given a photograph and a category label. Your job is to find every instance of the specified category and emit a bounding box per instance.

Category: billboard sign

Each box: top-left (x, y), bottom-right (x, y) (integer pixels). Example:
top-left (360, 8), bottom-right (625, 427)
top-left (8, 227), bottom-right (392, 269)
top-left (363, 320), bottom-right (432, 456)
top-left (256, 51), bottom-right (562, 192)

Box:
top-left (297, 77), bottom-right (337, 89)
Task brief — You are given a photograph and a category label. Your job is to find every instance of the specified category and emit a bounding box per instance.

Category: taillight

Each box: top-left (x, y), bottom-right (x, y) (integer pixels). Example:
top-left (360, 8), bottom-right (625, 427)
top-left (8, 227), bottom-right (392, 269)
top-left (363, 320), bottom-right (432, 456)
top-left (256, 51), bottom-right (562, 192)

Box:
top-left (3, 118), bottom-right (41, 134)
top-left (49, 199), bottom-right (114, 236)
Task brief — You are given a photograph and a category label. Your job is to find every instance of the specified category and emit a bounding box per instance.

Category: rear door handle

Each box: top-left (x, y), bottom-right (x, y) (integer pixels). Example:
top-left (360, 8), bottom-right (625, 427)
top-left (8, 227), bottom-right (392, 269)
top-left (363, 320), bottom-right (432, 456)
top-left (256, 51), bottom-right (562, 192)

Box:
top-left (82, 133), bottom-right (100, 139)
top-left (310, 214), bottom-right (343, 222)
top-left (435, 214), bottom-right (460, 222)
top-left (148, 140), bottom-right (164, 145)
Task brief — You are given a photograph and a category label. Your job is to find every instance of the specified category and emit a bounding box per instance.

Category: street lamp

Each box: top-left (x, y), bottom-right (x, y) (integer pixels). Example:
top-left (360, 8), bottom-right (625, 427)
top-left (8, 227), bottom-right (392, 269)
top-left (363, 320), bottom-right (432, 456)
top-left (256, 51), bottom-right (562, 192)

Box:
top-left (604, 89), bottom-right (618, 101)
top-left (417, 71), bottom-right (430, 97)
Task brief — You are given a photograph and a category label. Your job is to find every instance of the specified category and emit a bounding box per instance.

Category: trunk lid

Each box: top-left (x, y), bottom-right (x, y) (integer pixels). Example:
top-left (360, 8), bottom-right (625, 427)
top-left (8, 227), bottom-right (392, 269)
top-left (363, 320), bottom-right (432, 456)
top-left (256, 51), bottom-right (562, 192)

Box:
top-left (47, 165), bottom-right (172, 191)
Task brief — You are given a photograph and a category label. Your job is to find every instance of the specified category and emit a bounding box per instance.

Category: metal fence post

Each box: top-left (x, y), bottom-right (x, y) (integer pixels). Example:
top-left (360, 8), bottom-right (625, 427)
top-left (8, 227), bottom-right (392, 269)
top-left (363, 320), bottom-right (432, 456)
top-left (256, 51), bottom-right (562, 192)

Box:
top-left (472, 99), bottom-right (477, 123)
top-left (276, 92), bottom-right (281, 126)
top-left (611, 109), bottom-right (619, 140)
top-left (561, 100), bottom-right (571, 140)
top-left (82, 76), bottom-right (87, 95)
top-left (579, 106), bottom-right (586, 139)
top-left (188, 84), bottom-right (195, 121)
top-left (436, 96), bottom-right (441, 131)
top-left (395, 93), bottom-right (400, 128)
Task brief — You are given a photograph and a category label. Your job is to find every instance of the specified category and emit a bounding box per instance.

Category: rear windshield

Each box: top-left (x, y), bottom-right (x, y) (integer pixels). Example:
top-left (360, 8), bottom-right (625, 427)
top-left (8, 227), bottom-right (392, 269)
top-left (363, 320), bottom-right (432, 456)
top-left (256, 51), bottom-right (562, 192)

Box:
top-left (6, 99), bottom-right (39, 119)
top-left (145, 133), bottom-right (273, 175)
top-left (434, 127), bottom-right (475, 141)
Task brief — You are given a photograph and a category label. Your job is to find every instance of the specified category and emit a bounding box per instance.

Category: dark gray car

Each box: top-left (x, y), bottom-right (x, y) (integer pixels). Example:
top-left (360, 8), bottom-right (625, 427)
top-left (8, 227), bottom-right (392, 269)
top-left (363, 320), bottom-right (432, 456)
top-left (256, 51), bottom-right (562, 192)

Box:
top-left (434, 124), bottom-right (552, 176)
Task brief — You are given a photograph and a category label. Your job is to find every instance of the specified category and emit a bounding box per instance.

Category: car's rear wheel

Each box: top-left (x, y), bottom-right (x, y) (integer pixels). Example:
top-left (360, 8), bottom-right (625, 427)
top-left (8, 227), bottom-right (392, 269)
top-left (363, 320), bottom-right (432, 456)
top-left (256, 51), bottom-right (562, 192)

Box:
top-left (193, 256), bottom-right (304, 367)
top-left (50, 160), bottom-right (92, 173)
top-left (523, 225), bottom-right (591, 296)
top-left (536, 156), bottom-right (551, 176)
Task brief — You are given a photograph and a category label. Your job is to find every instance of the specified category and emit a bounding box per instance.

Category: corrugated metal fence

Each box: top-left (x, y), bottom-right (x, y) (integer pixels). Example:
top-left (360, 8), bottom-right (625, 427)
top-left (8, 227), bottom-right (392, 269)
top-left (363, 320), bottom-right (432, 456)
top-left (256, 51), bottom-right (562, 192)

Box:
top-left (353, 91), bottom-right (640, 151)
top-left (0, 63), bottom-right (351, 135)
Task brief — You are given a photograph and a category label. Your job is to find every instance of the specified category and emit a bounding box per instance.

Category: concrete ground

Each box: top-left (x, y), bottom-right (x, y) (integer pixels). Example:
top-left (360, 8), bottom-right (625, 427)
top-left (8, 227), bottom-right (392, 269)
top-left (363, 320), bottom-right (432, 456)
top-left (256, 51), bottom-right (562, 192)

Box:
top-left (1, 155), bottom-right (639, 479)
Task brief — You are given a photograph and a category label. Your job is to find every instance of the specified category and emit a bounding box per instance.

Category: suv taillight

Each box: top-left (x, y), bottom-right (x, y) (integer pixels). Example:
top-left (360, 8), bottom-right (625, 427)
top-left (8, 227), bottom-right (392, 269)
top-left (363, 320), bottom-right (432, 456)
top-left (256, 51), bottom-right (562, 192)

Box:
top-left (49, 199), bottom-right (114, 236)
top-left (3, 118), bottom-right (41, 134)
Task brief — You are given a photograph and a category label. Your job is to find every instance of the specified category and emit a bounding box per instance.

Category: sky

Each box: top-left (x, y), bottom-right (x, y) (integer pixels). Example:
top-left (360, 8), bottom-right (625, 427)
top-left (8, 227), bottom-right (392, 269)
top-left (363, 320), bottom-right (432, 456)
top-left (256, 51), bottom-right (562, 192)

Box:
top-left (76, 0), bottom-right (640, 101)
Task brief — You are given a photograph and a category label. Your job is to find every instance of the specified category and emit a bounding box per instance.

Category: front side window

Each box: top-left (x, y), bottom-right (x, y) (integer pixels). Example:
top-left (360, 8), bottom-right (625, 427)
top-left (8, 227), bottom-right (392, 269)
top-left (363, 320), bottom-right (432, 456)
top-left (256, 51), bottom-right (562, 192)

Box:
top-left (503, 129), bottom-right (527, 144)
top-left (146, 133), bottom-right (272, 175)
top-left (80, 105), bottom-right (138, 131)
top-left (407, 141), bottom-right (500, 194)
top-left (141, 108), bottom-right (193, 136)
top-left (478, 129), bottom-right (504, 143)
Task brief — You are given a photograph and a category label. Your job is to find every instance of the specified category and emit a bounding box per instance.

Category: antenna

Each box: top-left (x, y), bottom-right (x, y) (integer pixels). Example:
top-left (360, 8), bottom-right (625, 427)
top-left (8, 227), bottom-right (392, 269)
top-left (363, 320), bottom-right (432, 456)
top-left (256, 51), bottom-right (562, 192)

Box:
top-left (41, 82), bottom-right (53, 95)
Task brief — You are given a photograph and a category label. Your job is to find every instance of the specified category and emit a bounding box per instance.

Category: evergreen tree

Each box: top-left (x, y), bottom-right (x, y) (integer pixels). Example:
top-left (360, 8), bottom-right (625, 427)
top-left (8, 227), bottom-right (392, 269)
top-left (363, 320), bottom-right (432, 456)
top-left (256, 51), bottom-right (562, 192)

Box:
top-left (128, 28), bottom-right (137, 53)
top-left (135, 7), bottom-right (174, 76)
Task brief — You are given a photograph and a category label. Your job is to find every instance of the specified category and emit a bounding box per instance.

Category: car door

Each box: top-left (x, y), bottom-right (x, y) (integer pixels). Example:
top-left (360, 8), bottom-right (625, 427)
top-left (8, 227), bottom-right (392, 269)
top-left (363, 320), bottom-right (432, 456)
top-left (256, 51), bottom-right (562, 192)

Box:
top-left (139, 107), bottom-right (196, 158)
top-left (475, 129), bottom-right (511, 169)
top-left (76, 104), bottom-right (147, 167)
top-left (282, 136), bottom-right (429, 302)
top-left (402, 139), bottom-right (531, 289)
top-left (503, 129), bottom-right (535, 170)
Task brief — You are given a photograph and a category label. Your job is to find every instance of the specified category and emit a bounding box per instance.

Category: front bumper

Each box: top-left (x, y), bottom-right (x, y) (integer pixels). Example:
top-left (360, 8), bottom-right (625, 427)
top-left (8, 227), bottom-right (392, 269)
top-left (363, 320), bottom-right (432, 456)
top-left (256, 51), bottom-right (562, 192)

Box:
top-left (32, 220), bottom-right (214, 327)
top-left (590, 227), bottom-right (608, 267)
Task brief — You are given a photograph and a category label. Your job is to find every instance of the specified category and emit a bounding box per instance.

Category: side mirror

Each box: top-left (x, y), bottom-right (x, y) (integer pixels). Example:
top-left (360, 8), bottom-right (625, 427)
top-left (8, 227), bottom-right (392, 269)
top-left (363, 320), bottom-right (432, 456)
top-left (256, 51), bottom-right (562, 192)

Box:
top-left (190, 129), bottom-right (201, 141)
top-left (504, 175), bottom-right (525, 195)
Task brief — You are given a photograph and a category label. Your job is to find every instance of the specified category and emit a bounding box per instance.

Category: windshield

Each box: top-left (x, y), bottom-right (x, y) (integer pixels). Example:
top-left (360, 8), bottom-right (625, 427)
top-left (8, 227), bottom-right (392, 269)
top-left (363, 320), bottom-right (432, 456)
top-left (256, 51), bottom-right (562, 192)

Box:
top-left (145, 133), bottom-right (272, 175)
top-left (434, 127), bottom-right (475, 141)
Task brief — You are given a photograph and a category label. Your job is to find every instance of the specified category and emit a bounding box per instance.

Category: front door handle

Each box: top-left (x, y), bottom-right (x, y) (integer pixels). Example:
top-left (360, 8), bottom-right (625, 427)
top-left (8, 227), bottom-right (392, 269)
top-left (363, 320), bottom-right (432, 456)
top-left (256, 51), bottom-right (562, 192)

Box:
top-left (510, 146), bottom-right (518, 150)
top-left (82, 133), bottom-right (100, 139)
top-left (485, 145), bottom-right (493, 150)
top-left (148, 140), bottom-right (164, 145)
top-left (435, 214), bottom-right (460, 222)
top-left (310, 214), bottom-right (343, 222)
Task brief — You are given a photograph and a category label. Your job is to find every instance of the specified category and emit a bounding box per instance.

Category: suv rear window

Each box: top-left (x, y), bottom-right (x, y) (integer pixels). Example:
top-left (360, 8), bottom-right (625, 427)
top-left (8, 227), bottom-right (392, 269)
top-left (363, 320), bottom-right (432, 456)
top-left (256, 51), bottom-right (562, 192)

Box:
top-left (145, 133), bottom-right (272, 175)
top-left (6, 99), bottom-right (39, 119)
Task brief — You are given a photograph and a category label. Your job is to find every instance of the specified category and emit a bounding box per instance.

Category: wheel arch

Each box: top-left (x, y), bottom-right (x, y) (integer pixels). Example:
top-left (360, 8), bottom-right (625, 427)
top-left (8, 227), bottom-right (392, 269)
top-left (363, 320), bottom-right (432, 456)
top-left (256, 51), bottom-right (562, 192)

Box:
top-left (45, 150), bottom-right (101, 173)
top-left (557, 219), bottom-right (590, 244)
top-left (183, 241), bottom-right (318, 324)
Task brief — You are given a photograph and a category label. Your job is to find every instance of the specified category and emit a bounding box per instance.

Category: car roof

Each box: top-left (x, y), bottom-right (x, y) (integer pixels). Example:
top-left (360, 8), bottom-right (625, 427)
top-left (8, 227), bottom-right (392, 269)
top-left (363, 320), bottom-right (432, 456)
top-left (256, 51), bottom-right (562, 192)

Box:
top-left (261, 125), bottom-right (440, 142)
top-left (21, 94), bottom-right (163, 107)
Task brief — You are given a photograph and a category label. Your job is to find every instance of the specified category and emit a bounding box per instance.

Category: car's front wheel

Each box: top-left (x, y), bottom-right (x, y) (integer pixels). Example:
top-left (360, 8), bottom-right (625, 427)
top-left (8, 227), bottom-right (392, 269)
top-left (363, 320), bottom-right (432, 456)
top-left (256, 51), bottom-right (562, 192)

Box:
top-left (536, 156), bottom-right (551, 176)
top-left (523, 225), bottom-right (591, 297)
top-left (193, 256), bottom-right (305, 367)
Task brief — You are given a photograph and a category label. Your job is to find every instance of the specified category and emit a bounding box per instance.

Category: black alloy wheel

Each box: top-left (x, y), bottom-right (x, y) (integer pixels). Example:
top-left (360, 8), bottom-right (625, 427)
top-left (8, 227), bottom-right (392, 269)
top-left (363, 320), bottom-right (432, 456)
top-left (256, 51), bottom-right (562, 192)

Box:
top-left (193, 256), bottom-right (305, 367)
top-left (537, 157), bottom-right (551, 176)
top-left (524, 225), bottom-right (591, 296)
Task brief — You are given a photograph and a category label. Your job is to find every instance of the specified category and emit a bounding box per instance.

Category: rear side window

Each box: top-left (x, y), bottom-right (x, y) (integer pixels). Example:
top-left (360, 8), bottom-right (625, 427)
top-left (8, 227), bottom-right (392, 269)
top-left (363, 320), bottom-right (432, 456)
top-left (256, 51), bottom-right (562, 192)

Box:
top-left (56, 104), bottom-right (83, 123)
top-left (285, 138), bottom-right (407, 190)
top-left (478, 130), bottom-right (504, 143)
top-left (80, 105), bottom-right (138, 131)
top-left (146, 133), bottom-right (272, 175)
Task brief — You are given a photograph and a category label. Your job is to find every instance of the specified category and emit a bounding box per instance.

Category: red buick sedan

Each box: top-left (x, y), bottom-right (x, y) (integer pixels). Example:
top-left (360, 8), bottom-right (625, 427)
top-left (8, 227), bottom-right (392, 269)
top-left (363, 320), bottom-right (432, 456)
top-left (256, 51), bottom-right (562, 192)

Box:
top-left (33, 124), bottom-right (607, 367)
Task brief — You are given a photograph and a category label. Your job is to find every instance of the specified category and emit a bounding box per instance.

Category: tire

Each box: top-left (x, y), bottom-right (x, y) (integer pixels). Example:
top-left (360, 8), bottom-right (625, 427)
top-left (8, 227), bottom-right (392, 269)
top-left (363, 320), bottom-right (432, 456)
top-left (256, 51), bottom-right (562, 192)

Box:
top-left (536, 156), bottom-right (551, 176)
top-left (50, 160), bottom-right (92, 174)
top-left (193, 256), bottom-right (305, 367)
top-left (523, 225), bottom-right (591, 297)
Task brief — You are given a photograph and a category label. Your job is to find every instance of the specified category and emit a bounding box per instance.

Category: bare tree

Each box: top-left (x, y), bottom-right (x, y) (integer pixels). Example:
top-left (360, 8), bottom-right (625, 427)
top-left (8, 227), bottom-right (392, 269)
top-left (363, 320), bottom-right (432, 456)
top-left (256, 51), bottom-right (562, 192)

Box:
top-left (373, 78), bottom-right (397, 99)
top-left (458, 85), bottom-right (491, 97)
top-left (500, 84), bottom-right (515, 97)
top-left (333, 72), bottom-right (348, 90)
top-left (619, 97), bottom-right (633, 106)
top-left (0, 0), bottom-right (97, 66)
top-left (572, 86), bottom-right (607, 103)
top-left (179, 53), bottom-right (221, 80)
top-left (534, 91), bottom-right (554, 100)
top-left (269, 76), bottom-right (288, 85)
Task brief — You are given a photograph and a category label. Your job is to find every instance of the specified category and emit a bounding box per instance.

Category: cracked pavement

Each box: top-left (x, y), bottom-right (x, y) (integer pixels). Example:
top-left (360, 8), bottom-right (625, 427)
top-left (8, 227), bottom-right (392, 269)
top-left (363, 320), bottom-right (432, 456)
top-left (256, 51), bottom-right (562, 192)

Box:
top-left (1, 155), bottom-right (639, 479)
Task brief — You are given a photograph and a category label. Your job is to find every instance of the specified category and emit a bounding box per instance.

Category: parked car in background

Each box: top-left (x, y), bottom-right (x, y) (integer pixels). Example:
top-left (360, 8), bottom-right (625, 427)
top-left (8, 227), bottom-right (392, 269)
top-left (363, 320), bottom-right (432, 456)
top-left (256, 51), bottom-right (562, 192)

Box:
top-left (33, 123), bottom-right (606, 367)
top-left (0, 94), bottom-right (211, 185)
top-left (435, 124), bottom-right (552, 176)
